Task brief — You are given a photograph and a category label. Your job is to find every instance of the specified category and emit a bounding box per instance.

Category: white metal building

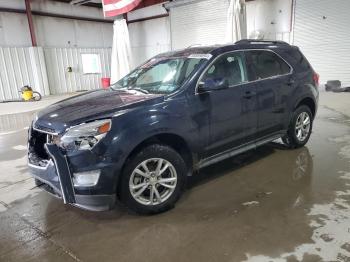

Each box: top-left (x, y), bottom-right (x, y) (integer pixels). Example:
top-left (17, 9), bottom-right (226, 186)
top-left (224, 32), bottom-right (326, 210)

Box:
top-left (0, 0), bottom-right (114, 101)
top-left (1, 0), bottom-right (350, 101)
top-left (293, 0), bottom-right (350, 86)
top-left (165, 0), bottom-right (350, 86)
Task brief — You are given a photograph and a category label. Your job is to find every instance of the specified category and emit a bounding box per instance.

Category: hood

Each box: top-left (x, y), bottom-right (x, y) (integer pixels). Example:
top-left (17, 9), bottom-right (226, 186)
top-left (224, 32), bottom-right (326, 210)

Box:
top-left (34, 89), bottom-right (162, 134)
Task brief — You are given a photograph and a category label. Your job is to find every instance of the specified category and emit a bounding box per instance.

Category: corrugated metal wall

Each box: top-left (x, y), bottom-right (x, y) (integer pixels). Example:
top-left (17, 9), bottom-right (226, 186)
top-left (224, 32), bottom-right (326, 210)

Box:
top-left (293, 0), bottom-right (350, 85)
top-left (169, 0), bottom-right (230, 50)
top-left (129, 17), bottom-right (171, 67)
top-left (0, 46), bottom-right (111, 100)
top-left (44, 47), bottom-right (112, 94)
top-left (0, 47), bottom-right (49, 101)
top-left (169, 0), bottom-right (293, 49)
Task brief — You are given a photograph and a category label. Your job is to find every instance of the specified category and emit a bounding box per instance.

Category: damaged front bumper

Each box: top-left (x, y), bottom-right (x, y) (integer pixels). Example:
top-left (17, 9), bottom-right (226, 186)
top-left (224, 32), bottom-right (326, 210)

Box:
top-left (28, 143), bottom-right (116, 211)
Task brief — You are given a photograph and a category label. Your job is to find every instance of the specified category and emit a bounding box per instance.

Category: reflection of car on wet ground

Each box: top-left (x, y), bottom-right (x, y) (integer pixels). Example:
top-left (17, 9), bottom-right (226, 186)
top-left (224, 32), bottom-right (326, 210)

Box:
top-left (190, 144), bottom-right (314, 230)
top-left (28, 39), bottom-right (319, 214)
top-left (188, 143), bottom-right (314, 207)
top-left (186, 145), bottom-right (315, 258)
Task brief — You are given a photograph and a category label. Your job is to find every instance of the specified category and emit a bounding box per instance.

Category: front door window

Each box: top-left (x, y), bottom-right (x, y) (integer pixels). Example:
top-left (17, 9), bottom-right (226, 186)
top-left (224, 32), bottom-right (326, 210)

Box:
top-left (201, 52), bottom-right (247, 87)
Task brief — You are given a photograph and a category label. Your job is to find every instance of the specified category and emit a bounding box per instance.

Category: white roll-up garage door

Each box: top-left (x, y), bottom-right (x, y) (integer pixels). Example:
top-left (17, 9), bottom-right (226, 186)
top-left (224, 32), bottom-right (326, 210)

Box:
top-left (168, 0), bottom-right (229, 50)
top-left (128, 17), bottom-right (171, 68)
top-left (293, 0), bottom-right (350, 86)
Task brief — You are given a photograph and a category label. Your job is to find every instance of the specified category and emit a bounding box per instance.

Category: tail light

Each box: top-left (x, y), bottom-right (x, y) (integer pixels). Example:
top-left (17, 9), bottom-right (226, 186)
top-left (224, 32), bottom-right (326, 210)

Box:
top-left (313, 73), bottom-right (320, 87)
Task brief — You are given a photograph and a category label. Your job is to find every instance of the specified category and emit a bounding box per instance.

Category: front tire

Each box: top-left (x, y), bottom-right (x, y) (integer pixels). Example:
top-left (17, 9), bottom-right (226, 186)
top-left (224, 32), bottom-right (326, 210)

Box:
top-left (283, 105), bottom-right (313, 149)
top-left (120, 144), bottom-right (187, 215)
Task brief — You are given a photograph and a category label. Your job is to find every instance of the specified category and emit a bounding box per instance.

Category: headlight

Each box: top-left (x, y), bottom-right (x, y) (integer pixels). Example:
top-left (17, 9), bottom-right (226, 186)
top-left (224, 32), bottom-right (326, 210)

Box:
top-left (59, 119), bottom-right (111, 151)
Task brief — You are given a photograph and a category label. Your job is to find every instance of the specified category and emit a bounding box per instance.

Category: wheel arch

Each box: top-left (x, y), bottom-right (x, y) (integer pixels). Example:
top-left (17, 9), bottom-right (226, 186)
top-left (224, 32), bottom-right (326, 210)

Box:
top-left (116, 133), bottom-right (194, 197)
top-left (295, 97), bottom-right (316, 119)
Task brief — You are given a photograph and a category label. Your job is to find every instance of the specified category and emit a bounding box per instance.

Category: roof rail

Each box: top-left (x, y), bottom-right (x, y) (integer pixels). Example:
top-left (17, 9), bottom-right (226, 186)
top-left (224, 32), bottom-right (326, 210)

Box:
top-left (187, 44), bottom-right (202, 48)
top-left (235, 39), bottom-right (290, 46)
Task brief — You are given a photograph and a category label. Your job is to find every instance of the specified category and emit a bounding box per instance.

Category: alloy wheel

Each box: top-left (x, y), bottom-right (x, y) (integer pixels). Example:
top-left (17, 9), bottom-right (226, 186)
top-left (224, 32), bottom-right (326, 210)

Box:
top-left (129, 158), bottom-right (177, 206)
top-left (295, 112), bottom-right (311, 142)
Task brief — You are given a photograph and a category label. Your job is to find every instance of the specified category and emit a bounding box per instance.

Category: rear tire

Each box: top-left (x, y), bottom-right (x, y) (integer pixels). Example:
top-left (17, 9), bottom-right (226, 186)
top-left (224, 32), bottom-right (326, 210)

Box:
top-left (283, 105), bottom-right (313, 149)
top-left (120, 144), bottom-right (187, 215)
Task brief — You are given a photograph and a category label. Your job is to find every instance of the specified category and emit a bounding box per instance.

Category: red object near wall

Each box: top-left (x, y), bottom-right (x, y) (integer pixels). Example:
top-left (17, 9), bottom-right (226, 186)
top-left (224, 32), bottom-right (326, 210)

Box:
top-left (101, 77), bottom-right (111, 89)
top-left (102, 0), bottom-right (142, 17)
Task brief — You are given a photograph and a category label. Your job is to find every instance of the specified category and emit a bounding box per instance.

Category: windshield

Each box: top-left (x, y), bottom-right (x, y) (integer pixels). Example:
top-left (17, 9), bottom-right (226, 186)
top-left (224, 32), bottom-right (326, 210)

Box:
top-left (111, 57), bottom-right (205, 94)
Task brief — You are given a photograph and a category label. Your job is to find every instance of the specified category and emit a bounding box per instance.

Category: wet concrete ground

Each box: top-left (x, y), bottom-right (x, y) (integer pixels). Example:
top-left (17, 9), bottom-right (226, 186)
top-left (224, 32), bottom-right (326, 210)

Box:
top-left (1, 93), bottom-right (350, 262)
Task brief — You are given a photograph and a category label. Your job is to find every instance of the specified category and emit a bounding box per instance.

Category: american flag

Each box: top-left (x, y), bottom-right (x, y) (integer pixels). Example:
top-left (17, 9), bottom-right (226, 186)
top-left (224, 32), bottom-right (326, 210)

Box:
top-left (102, 0), bottom-right (142, 17)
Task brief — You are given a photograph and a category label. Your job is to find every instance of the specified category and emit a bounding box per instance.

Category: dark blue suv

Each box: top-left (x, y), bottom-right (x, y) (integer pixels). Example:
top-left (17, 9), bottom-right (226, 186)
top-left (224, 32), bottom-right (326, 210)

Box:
top-left (28, 40), bottom-right (319, 214)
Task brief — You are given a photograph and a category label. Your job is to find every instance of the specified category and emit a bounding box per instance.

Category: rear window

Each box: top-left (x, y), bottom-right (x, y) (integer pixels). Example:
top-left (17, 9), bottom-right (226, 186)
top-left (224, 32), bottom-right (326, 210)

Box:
top-left (247, 50), bottom-right (291, 80)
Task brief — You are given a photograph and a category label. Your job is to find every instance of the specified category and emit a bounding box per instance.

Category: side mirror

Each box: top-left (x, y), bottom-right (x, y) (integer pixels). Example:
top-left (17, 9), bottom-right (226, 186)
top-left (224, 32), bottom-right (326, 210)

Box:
top-left (197, 78), bottom-right (229, 93)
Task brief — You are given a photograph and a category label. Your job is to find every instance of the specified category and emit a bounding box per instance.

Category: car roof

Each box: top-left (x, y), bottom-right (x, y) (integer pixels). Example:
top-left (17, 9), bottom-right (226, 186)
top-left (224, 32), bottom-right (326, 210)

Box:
top-left (156, 40), bottom-right (294, 58)
top-left (155, 45), bottom-right (221, 58)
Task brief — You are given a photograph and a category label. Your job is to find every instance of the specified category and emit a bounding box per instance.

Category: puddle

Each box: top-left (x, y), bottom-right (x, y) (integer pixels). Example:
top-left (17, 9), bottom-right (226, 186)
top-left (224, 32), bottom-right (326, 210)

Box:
top-left (1, 106), bottom-right (350, 262)
top-left (244, 109), bottom-right (350, 262)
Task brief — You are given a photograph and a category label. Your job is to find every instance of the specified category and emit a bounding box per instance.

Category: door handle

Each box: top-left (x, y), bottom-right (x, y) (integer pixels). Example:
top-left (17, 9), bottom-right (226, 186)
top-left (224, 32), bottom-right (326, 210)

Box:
top-left (243, 91), bottom-right (256, 99)
top-left (287, 79), bottom-right (295, 86)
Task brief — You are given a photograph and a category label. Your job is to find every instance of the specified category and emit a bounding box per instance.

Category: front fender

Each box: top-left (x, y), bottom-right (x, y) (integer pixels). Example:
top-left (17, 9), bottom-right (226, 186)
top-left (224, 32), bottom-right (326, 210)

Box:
top-left (100, 100), bottom-right (198, 176)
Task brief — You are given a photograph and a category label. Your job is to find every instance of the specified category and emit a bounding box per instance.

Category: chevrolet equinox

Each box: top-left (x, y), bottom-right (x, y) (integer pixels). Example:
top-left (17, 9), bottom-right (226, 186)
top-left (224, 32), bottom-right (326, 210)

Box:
top-left (28, 40), bottom-right (319, 214)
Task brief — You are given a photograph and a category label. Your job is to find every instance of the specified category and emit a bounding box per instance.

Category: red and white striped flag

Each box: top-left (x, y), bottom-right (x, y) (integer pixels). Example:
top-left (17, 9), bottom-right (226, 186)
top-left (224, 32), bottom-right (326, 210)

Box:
top-left (102, 0), bottom-right (142, 17)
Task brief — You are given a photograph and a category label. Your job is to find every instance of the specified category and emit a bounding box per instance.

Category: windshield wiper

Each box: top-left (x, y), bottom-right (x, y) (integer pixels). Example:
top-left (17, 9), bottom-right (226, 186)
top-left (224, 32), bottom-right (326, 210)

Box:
top-left (127, 88), bottom-right (149, 94)
top-left (110, 85), bottom-right (150, 94)
top-left (110, 83), bottom-right (123, 91)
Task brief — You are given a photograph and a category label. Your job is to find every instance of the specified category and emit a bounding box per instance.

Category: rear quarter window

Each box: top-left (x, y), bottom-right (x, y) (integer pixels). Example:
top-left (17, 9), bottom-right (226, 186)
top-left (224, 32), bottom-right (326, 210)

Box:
top-left (247, 50), bottom-right (291, 80)
top-left (280, 48), bottom-right (311, 72)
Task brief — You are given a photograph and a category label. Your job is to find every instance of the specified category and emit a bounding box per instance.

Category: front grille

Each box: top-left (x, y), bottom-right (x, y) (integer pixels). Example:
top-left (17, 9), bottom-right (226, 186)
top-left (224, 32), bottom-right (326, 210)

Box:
top-left (29, 128), bottom-right (50, 161)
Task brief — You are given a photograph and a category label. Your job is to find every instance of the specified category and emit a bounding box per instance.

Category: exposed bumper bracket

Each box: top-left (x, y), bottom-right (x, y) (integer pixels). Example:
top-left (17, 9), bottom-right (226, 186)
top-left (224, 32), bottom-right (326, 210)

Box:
top-left (45, 144), bottom-right (76, 204)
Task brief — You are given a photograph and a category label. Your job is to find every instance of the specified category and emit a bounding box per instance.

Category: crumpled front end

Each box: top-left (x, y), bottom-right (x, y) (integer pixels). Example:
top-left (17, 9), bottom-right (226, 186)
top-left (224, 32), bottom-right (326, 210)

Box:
top-left (28, 126), bottom-right (116, 211)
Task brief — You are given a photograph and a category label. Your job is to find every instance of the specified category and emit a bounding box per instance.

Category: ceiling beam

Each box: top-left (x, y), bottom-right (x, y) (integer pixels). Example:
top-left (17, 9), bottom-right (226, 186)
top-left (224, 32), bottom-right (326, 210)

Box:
top-left (53, 0), bottom-right (102, 8)
top-left (0, 7), bottom-right (112, 23)
top-left (133, 0), bottom-right (168, 11)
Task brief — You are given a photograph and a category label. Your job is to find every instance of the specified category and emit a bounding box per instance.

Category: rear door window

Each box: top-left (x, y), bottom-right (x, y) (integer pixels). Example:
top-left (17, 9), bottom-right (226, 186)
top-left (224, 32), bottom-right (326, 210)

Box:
top-left (247, 50), bottom-right (291, 80)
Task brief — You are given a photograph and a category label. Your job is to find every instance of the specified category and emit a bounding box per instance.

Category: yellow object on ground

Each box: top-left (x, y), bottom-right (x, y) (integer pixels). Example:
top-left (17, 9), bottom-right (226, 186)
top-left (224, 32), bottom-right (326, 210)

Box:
top-left (22, 90), bottom-right (33, 101)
